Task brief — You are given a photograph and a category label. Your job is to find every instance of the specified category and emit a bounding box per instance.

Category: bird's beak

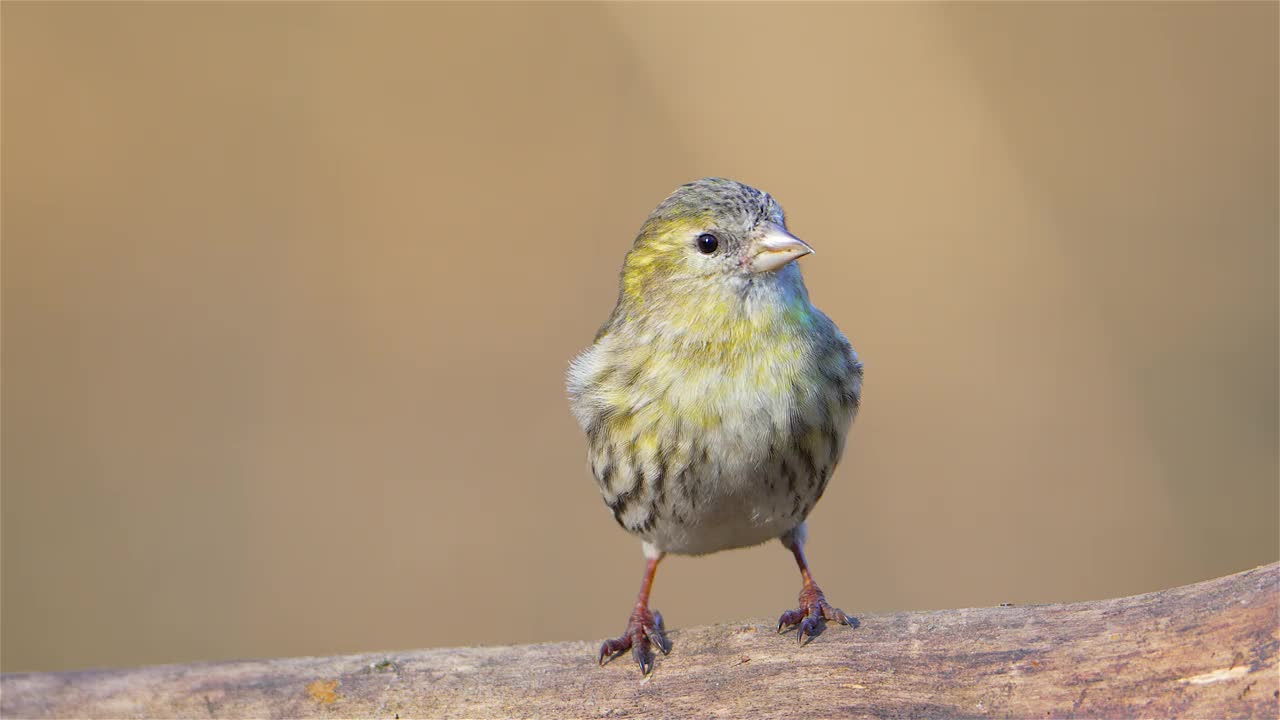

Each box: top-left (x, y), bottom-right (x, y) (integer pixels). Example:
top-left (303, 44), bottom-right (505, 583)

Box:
top-left (750, 225), bottom-right (814, 273)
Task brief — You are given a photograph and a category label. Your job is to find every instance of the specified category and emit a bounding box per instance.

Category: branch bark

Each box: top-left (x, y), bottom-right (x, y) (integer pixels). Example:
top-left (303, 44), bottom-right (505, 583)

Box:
top-left (3, 563), bottom-right (1277, 719)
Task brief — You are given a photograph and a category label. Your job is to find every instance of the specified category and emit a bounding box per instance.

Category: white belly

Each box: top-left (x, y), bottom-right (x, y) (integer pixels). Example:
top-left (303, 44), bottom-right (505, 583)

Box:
top-left (638, 380), bottom-right (843, 555)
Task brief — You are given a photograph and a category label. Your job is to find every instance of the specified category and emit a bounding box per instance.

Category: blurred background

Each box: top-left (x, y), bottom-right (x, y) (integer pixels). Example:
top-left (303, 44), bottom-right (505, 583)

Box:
top-left (3, 2), bottom-right (1276, 674)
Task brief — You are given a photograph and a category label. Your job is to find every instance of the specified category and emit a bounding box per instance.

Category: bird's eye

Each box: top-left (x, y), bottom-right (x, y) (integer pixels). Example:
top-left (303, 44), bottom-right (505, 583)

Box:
top-left (695, 233), bottom-right (719, 254)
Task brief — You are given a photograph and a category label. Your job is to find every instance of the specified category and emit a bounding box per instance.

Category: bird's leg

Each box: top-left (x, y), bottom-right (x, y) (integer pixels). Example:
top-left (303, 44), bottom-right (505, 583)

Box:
top-left (599, 551), bottom-right (670, 674)
top-left (777, 525), bottom-right (856, 644)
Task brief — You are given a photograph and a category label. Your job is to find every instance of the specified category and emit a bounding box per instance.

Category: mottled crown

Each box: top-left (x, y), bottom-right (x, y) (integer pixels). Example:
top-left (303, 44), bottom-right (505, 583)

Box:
top-left (642, 178), bottom-right (785, 236)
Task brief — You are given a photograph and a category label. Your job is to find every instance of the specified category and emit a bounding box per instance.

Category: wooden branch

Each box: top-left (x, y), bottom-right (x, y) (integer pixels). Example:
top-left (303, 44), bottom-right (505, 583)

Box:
top-left (3, 563), bottom-right (1276, 719)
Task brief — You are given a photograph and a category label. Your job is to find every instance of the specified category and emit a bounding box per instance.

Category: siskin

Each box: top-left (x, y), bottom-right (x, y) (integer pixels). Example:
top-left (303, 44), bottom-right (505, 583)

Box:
top-left (567, 178), bottom-right (863, 674)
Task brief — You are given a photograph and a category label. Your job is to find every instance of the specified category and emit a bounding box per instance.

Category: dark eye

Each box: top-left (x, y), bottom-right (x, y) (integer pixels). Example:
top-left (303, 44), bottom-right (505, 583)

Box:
top-left (695, 233), bottom-right (719, 254)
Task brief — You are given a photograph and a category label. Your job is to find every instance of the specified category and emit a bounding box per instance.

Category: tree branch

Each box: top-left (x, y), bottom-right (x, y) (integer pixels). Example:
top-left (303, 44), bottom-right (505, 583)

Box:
top-left (3, 563), bottom-right (1276, 719)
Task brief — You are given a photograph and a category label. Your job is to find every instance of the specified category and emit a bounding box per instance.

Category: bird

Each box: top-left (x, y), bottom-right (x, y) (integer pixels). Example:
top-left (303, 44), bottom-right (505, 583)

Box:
top-left (566, 177), bottom-right (863, 675)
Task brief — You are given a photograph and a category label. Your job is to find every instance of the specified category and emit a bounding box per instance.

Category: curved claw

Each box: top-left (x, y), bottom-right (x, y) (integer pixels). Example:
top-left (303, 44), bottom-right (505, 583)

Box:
top-left (799, 611), bottom-right (822, 645)
top-left (598, 607), bottom-right (670, 675)
top-left (632, 640), bottom-right (651, 675)
top-left (778, 586), bottom-right (856, 646)
top-left (599, 637), bottom-right (628, 666)
top-left (777, 608), bottom-right (807, 633)
top-left (643, 618), bottom-right (670, 655)
top-left (827, 606), bottom-right (856, 626)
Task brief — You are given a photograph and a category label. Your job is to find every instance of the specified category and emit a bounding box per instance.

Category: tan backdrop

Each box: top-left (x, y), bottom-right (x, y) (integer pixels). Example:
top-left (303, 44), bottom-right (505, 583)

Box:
top-left (3, 2), bottom-right (1276, 673)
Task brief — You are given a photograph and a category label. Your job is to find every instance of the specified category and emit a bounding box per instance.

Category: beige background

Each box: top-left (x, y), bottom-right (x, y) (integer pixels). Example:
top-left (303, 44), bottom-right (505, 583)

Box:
top-left (3, 2), bottom-right (1276, 673)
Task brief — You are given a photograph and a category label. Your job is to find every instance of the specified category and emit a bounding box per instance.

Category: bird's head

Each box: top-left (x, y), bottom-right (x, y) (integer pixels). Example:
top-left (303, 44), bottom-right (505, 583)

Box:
top-left (619, 178), bottom-right (814, 317)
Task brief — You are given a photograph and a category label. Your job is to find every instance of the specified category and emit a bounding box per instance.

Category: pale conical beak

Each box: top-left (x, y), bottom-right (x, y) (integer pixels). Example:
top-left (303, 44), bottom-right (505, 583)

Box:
top-left (750, 225), bottom-right (814, 273)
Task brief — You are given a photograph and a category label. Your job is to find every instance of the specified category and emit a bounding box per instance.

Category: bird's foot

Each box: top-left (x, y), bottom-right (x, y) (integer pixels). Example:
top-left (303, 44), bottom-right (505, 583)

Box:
top-left (598, 606), bottom-right (671, 675)
top-left (777, 582), bottom-right (857, 645)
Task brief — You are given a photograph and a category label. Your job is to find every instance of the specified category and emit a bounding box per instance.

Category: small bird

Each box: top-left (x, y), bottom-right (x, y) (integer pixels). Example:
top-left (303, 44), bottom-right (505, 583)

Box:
top-left (567, 178), bottom-right (863, 674)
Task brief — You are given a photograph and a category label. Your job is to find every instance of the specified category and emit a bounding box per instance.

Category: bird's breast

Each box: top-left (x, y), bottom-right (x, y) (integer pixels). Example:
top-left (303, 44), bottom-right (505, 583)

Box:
top-left (567, 304), bottom-right (861, 555)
